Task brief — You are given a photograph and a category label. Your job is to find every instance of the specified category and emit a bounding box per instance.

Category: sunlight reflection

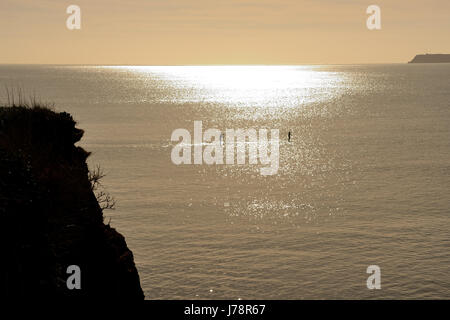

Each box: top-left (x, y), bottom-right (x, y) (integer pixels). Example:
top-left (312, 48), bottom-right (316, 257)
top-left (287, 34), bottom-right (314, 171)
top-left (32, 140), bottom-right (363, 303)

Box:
top-left (108, 65), bottom-right (346, 109)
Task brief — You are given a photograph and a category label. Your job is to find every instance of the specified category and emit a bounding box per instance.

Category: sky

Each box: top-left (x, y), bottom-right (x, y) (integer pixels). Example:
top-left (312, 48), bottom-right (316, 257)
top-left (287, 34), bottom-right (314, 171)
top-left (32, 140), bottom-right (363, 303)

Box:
top-left (0, 0), bottom-right (449, 65)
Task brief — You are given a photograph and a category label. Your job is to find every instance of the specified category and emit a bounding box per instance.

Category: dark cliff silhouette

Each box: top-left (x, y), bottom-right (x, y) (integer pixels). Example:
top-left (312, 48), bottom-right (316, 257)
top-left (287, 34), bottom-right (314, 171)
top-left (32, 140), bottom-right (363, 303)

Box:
top-left (0, 105), bottom-right (144, 299)
top-left (408, 54), bottom-right (450, 63)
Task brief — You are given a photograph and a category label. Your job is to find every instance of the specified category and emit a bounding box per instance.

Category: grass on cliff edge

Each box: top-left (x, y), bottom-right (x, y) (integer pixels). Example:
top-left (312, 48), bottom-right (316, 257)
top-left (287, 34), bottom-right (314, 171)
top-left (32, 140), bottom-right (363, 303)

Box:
top-left (1, 86), bottom-right (55, 109)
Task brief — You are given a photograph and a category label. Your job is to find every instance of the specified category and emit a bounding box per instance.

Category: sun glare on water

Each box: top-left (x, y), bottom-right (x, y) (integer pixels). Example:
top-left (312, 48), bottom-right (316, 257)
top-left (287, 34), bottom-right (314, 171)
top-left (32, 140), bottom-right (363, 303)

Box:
top-left (107, 65), bottom-right (346, 109)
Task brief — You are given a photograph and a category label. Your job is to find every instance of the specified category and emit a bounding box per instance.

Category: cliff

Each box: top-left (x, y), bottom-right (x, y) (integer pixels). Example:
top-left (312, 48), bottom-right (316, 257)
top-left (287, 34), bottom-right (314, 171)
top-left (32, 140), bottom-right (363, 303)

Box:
top-left (0, 105), bottom-right (144, 299)
top-left (408, 54), bottom-right (450, 63)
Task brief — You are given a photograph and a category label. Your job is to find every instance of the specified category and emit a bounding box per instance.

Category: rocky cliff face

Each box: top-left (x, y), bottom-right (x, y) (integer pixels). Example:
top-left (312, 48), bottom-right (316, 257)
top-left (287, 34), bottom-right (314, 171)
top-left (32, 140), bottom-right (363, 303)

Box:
top-left (0, 106), bottom-right (144, 299)
top-left (408, 54), bottom-right (450, 63)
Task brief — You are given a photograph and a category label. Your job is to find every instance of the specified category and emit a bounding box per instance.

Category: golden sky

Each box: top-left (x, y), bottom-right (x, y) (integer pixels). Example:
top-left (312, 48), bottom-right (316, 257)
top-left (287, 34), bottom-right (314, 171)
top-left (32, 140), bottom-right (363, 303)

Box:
top-left (0, 0), bottom-right (449, 64)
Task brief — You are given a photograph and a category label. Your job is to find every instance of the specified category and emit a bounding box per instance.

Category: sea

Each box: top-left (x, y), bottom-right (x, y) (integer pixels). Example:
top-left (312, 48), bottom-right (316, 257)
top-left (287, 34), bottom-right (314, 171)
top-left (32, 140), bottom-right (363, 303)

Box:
top-left (1, 64), bottom-right (449, 299)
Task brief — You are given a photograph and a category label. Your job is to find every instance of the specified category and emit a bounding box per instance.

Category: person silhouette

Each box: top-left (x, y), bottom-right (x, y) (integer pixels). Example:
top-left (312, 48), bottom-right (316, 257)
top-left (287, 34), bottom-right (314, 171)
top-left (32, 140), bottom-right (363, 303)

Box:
top-left (288, 131), bottom-right (291, 142)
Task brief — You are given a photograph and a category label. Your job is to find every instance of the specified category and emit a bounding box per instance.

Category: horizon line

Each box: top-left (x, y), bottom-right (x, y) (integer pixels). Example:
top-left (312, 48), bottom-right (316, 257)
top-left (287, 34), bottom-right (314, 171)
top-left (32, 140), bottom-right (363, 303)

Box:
top-left (0, 62), bottom-right (409, 67)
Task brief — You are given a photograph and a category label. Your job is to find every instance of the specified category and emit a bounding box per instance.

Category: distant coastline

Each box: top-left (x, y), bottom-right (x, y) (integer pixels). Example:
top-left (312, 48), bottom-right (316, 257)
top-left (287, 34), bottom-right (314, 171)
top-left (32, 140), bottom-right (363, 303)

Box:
top-left (408, 54), bottom-right (450, 63)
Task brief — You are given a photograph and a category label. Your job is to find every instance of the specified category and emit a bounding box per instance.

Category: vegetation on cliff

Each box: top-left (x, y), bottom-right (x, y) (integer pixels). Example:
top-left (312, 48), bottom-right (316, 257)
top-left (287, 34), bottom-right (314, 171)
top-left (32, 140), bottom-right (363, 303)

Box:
top-left (0, 104), bottom-right (144, 298)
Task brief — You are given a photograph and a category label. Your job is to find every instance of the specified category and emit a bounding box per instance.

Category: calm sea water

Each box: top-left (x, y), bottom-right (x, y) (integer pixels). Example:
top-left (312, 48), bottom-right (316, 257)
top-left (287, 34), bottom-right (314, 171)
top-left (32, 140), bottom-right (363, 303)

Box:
top-left (1, 64), bottom-right (449, 299)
